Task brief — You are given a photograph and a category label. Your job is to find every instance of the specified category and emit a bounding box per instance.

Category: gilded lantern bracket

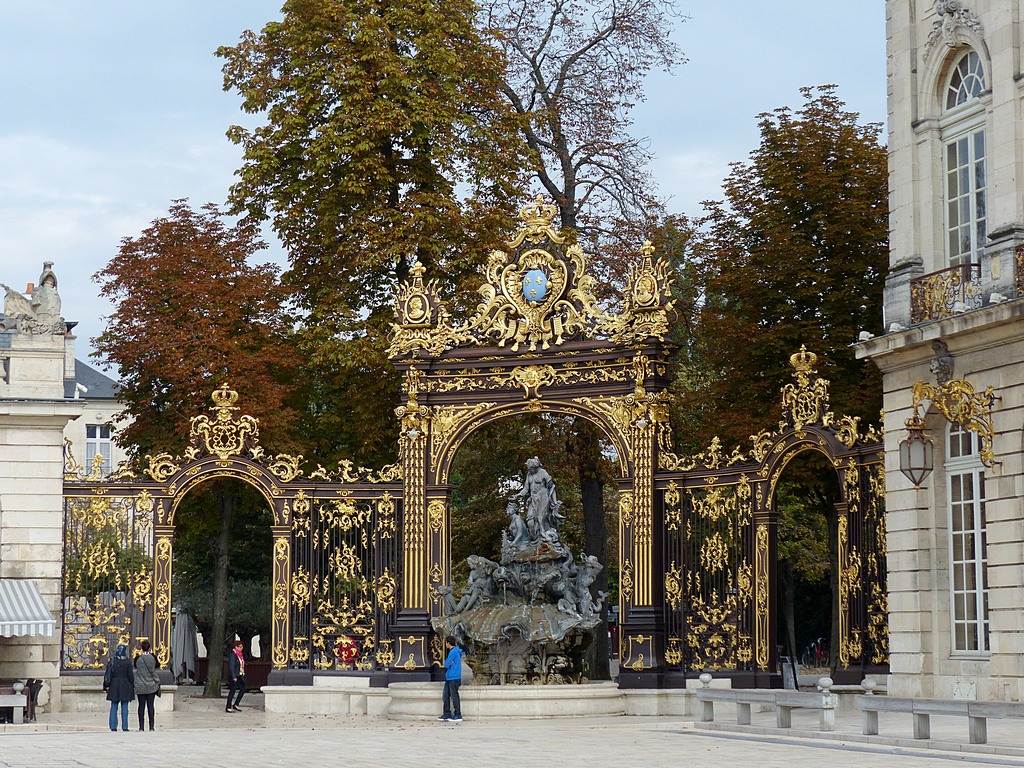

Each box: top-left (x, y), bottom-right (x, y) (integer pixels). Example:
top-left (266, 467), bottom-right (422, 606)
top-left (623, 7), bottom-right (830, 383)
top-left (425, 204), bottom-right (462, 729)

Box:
top-left (911, 378), bottom-right (999, 466)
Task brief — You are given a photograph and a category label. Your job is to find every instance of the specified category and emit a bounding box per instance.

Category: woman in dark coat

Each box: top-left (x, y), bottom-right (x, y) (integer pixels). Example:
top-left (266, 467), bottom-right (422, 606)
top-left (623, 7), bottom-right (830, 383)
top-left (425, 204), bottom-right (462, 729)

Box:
top-left (133, 639), bottom-right (160, 731)
top-left (103, 644), bottom-right (135, 732)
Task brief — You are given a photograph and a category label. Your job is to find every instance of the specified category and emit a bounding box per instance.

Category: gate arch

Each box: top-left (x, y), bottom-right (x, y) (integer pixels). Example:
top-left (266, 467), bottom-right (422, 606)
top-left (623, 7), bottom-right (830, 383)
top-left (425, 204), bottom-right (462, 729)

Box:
top-left (62, 384), bottom-right (402, 681)
top-left (387, 198), bottom-right (676, 683)
top-left (432, 399), bottom-right (632, 484)
top-left (657, 347), bottom-right (887, 685)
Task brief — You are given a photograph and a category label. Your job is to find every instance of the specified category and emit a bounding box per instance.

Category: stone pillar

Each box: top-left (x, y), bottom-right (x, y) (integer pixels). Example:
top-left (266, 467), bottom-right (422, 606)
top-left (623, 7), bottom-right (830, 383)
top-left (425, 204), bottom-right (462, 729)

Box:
top-left (0, 331), bottom-right (83, 709)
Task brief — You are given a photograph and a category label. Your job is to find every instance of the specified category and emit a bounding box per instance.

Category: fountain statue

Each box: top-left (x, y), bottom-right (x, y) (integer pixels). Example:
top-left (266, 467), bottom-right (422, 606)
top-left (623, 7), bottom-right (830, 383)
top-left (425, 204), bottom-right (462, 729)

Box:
top-left (432, 457), bottom-right (606, 684)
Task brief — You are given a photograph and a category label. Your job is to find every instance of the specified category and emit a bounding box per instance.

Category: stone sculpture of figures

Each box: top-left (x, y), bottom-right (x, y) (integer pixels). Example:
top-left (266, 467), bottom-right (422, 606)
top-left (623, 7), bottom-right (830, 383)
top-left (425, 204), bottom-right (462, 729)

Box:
top-left (575, 555), bottom-right (604, 619)
top-left (1, 261), bottom-right (63, 334)
top-left (435, 584), bottom-right (458, 615)
top-left (502, 500), bottom-right (532, 557)
top-left (512, 456), bottom-right (565, 542)
top-left (453, 555), bottom-right (498, 613)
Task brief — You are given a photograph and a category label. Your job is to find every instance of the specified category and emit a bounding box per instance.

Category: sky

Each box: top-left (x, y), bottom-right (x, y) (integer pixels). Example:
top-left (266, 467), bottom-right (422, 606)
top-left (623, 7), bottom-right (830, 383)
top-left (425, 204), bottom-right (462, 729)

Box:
top-left (0, 2), bottom-right (886, 366)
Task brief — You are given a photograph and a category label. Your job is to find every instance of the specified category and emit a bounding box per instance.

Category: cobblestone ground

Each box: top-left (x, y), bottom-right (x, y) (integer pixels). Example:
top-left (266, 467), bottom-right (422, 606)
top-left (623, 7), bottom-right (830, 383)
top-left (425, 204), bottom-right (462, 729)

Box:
top-left (4, 711), bottom-right (1024, 768)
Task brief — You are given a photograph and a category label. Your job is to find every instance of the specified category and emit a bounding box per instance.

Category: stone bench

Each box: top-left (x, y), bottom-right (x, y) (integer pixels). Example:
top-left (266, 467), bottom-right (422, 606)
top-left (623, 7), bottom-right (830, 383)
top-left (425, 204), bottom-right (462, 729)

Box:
top-left (696, 674), bottom-right (838, 732)
top-left (0, 693), bottom-right (27, 725)
top-left (858, 695), bottom-right (1024, 745)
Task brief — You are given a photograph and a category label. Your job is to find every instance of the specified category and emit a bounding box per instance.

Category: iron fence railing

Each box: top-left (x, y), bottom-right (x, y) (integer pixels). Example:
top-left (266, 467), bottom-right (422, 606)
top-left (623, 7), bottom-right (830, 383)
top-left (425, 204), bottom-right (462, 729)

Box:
top-left (910, 263), bottom-right (982, 324)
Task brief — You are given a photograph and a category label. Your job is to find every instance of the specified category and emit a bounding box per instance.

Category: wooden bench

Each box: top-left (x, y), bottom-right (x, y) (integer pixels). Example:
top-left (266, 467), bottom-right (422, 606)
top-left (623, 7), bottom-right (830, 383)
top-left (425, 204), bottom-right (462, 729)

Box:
top-left (0, 693), bottom-right (27, 725)
top-left (697, 676), bottom-right (838, 732)
top-left (858, 695), bottom-right (1024, 744)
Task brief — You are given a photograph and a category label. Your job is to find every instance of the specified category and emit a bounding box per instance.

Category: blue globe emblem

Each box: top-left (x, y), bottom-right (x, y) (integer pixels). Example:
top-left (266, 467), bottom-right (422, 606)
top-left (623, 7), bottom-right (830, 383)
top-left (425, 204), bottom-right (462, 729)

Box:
top-left (523, 269), bottom-right (548, 303)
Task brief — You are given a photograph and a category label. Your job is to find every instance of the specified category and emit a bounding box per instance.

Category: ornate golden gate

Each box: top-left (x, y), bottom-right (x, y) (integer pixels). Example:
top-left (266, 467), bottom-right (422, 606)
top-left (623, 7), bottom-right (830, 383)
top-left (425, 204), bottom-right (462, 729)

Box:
top-left (62, 385), bottom-right (401, 682)
top-left (386, 198), bottom-right (677, 685)
top-left (62, 198), bottom-right (889, 690)
top-left (657, 348), bottom-right (887, 685)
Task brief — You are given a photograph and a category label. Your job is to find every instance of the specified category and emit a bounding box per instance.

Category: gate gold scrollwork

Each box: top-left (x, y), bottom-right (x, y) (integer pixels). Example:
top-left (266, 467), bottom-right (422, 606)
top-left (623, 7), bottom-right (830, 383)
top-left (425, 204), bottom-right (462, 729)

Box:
top-left (912, 378), bottom-right (999, 466)
top-left (754, 524), bottom-right (769, 668)
top-left (64, 386), bottom-right (403, 677)
top-left (272, 536), bottom-right (290, 669)
top-left (659, 348), bottom-right (886, 679)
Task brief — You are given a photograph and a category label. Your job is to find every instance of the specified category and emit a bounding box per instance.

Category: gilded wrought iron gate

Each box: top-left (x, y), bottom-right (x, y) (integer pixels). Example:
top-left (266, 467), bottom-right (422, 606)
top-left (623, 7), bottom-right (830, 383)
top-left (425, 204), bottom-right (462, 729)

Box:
top-left (656, 348), bottom-right (887, 683)
top-left (62, 386), bottom-right (401, 677)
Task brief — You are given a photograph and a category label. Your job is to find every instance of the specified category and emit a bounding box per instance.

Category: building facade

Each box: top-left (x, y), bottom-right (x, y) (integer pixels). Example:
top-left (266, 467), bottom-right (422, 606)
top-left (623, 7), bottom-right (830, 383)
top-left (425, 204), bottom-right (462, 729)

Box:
top-left (857, 1), bottom-right (1024, 700)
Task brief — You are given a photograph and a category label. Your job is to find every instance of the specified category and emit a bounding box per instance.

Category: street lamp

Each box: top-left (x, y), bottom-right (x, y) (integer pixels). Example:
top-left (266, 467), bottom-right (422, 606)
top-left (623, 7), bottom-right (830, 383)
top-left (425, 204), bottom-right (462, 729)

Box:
top-left (898, 408), bottom-right (934, 488)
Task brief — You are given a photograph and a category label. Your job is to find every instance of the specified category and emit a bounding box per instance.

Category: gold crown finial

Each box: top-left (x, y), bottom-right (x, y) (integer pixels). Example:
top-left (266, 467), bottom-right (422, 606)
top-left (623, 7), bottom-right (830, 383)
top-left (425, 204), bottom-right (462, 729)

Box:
top-left (789, 346), bottom-right (818, 374)
top-left (519, 195), bottom-right (558, 228)
top-left (211, 384), bottom-right (240, 410)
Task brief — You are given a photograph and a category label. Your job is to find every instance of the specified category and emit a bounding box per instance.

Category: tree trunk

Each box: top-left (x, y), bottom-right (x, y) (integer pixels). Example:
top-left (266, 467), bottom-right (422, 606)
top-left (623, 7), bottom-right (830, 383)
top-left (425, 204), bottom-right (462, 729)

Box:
top-left (576, 422), bottom-right (609, 680)
top-left (204, 480), bottom-right (234, 698)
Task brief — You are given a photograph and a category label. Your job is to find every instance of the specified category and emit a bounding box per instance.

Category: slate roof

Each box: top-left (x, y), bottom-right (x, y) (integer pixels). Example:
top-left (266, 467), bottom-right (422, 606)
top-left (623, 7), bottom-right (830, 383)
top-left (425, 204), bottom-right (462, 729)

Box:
top-left (64, 359), bottom-right (120, 400)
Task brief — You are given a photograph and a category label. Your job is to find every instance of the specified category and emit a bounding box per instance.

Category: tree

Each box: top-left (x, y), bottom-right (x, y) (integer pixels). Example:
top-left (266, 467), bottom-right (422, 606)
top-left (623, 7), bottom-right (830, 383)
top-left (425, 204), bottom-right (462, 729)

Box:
top-left (93, 201), bottom-right (301, 458)
top-left (483, 0), bottom-right (681, 244)
top-left (93, 200), bottom-right (301, 695)
top-left (218, 0), bottom-right (530, 468)
top-left (680, 86), bottom-right (888, 451)
top-left (481, 0), bottom-right (683, 680)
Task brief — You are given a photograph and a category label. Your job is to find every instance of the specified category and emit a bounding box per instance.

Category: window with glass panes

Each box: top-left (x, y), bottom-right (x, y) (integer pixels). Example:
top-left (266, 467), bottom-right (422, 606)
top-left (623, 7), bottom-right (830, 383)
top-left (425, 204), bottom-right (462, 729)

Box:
top-left (946, 423), bottom-right (989, 654)
top-left (943, 51), bottom-right (987, 267)
top-left (85, 424), bottom-right (113, 475)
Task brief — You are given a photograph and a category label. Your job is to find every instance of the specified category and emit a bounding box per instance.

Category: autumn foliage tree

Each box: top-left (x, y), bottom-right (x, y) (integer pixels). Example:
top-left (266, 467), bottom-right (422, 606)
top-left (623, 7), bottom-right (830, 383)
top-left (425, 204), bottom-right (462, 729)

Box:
top-left (93, 200), bottom-right (301, 458)
top-left (93, 200), bottom-right (301, 695)
top-left (680, 86), bottom-right (888, 452)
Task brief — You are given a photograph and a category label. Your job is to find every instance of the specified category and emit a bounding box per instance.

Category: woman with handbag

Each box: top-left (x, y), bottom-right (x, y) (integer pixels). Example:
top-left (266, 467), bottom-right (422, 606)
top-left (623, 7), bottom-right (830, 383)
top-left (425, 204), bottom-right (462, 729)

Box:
top-left (103, 644), bottom-right (135, 732)
top-left (133, 639), bottom-right (160, 731)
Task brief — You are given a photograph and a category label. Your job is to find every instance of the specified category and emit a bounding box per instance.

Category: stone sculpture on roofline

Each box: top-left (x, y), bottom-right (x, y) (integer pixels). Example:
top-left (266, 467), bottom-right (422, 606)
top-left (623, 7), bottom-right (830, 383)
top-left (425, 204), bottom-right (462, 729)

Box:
top-left (432, 456), bottom-right (606, 685)
top-left (0, 261), bottom-right (66, 335)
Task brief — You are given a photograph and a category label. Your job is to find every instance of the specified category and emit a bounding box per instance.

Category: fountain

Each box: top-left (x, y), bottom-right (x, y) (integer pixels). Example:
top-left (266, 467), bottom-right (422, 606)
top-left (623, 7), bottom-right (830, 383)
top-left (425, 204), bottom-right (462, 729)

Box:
top-left (432, 457), bottom-right (606, 684)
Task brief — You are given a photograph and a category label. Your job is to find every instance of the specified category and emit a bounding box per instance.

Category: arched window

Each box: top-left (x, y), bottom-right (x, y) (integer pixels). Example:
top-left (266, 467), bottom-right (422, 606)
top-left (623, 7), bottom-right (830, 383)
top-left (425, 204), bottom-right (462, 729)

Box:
top-left (945, 50), bottom-right (986, 109)
top-left (945, 422), bottom-right (989, 654)
top-left (942, 51), bottom-right (987, 267)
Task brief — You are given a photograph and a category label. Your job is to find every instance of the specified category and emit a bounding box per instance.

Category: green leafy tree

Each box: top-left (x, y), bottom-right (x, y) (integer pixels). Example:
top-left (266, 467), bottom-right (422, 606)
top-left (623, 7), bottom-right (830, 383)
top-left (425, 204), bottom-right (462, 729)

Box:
top-left (218, 0), bottom-right (530, 469)
top-left (93, 200), bottom-right (300, 695)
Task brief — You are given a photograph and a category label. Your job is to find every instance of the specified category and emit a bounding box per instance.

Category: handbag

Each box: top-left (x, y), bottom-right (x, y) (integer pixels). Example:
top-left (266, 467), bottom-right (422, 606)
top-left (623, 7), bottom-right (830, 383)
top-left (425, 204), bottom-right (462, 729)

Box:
top-left (155, 685), bottom-right (162, 698)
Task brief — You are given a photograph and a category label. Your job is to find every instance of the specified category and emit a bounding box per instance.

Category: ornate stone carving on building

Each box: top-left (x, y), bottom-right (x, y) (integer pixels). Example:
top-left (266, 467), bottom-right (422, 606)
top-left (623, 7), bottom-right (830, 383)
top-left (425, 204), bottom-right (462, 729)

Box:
top-left (929, 340), bottom-right (955, 385)
top-left (926, 1), bottom-right (984, 53)
top-left (1, 261), bottom-right (66, 335)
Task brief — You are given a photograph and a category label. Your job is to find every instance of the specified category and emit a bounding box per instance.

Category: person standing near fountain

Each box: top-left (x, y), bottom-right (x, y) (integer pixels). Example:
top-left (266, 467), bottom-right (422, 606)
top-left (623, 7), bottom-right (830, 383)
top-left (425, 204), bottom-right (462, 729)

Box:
top-left (438, 636), bottom-right (463, 723)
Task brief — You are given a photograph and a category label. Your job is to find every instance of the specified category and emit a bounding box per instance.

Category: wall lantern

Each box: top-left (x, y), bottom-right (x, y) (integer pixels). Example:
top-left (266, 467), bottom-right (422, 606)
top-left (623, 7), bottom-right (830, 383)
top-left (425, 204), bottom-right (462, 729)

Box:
top-left (898, 407), bottom-right (934, 488)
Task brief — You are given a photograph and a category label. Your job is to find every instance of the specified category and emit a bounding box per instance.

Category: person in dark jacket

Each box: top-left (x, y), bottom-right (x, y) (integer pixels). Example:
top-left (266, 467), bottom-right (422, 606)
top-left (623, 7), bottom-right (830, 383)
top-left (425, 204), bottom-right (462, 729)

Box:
top-left (225, 639), bottom-right (246, 713)
top-left (133, 639), bottom-right (160, 731)
top-left (104, 644), bottom-right (135, 732)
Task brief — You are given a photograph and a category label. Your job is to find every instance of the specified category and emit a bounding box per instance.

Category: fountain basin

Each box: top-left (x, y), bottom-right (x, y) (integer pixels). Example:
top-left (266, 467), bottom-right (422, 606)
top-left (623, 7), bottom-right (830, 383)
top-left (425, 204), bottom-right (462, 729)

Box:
top-left (387, 681), bottom-right (624, 719)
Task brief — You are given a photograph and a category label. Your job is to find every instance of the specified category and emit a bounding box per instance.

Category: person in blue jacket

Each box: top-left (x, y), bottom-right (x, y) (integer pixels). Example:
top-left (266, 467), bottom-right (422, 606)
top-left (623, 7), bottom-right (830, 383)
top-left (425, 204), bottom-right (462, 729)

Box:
top-left (438, 636), bottom-right (463, 722)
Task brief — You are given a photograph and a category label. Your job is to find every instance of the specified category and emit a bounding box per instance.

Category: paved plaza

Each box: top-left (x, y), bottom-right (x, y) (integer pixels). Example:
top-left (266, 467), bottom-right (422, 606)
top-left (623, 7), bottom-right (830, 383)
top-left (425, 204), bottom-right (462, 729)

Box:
top-left (5, 705), bottom-right (1024, 768)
